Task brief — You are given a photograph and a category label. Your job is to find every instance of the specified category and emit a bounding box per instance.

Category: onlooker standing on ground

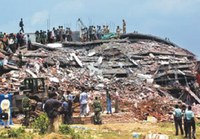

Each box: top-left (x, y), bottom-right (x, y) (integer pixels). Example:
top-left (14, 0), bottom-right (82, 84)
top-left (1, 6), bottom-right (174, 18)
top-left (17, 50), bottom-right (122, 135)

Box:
top-left (61, 99), bottom-right (69, 124)
top-left (106, 87), bottom-right (112, 114)
top-left (64, 91), bottom-right (74, 123)
top-left (79, 87), bottom-right (88, 117)
top-left (173, 104), bottom-right (184, 136)
top-left (182, 105), bottom-right (188, 138)
top-left (44, 92), bottom-right (62, 132)
top-left (0, 95), bottom-right (11, 128)
top-left (114, 89), bottom-right (119, 113)
top-left (185, 105), bottom-right (196, 139)
top-left (92, 96), bottom-right (102, 124)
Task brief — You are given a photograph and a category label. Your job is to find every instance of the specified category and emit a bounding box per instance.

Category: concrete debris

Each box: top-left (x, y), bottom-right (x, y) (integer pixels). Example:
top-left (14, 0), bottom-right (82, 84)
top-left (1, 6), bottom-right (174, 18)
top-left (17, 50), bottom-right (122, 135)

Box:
top-left (1, 33), bottom-right (199, 122)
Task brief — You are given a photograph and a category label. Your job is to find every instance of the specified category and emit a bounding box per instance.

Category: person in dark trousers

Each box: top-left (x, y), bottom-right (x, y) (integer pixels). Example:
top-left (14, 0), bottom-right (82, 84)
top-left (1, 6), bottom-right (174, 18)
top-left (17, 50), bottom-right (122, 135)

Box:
top-left (63, 90), bottom-right (74, 124)
top-left (106, 87), bottom-right (112, 114)
top-left (185, 105), bottom-right (196, 139)
top-left (19, 18), bottom-right (24, 33)
top-left (61, 99), bottom-right (69, 124)
top-left (22, 93), bottom-right (31, 127)
top-left (18, 51), bottom-right (22, 68)
top-left (173, 104), bottom-right (184, 136)
top-left (27, 34), bottom-right (31, 50)
top-left (92, 96), bottom-right (102, 124)
top-left (66, 91), bottom-right (73, 124)
top-left (44, 92), bottom-right (62, 132)
top-left (182, 105), bottom-right (188, 138)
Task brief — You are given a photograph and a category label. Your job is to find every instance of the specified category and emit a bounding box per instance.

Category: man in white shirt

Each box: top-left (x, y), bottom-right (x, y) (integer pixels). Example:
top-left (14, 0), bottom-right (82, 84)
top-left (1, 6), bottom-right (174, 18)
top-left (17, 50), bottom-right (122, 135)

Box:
top-left (0, 95), bottom-right (11, 128)
top-left (79, 87), bottom-right (88, 117)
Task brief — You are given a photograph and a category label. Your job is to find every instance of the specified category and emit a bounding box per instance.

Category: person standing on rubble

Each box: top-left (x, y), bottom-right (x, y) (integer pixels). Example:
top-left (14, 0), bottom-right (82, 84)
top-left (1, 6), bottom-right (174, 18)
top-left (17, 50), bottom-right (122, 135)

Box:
top-left (79, 87), bottom-right (88, 117)
top-left (122, 19), bottom-right (126, 34)
top-left (185, 105), bottom-right (196, 139)
top-left (116, 26), bottom-right (121, 39)
top-left (173, 104), bottom-right (184, 136)
top-left (18, 51), bottom-right (22, 68)
top-left (92, 96), bottom-right (102, 124)
top-left (106, 87), bottom-right (112, 114)
top-left (27, 34), bottom-right (31, 50)
top-left (44, 92), bottom-right (62, 132)
top-left (19, 18), bottom-right (24, 33)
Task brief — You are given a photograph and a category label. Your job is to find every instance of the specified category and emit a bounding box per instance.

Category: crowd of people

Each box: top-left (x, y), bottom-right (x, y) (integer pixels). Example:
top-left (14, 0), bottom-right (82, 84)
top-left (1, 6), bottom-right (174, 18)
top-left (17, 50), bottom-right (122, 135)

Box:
top-left (42, 85), bottom-right (118, 132)
top-left (79, 19), bottom-right (126, 42)
top-left (35, 26), bottom-right (73, 44)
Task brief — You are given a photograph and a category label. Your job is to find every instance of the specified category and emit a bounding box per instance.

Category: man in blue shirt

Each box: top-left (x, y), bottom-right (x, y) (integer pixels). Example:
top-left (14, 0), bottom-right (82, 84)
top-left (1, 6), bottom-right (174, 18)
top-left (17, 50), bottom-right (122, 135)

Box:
top-left (185, 106), bottom-right (196, 139)
top-left (173, 104), bottom-right (183, 136)
top-left (62, 100), bottom-right (69, 124)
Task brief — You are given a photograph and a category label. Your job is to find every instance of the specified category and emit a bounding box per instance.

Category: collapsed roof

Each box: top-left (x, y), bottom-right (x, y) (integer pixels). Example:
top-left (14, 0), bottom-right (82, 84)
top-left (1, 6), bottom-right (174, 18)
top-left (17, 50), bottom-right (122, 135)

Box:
top-left (1, 33), bottom-right (199, 120)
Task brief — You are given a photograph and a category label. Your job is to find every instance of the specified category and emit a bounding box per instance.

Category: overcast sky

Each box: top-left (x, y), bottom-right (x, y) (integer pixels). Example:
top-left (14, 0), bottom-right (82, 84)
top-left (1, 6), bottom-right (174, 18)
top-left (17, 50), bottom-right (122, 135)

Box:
top-left (0, 0), bottom-right (199, 59)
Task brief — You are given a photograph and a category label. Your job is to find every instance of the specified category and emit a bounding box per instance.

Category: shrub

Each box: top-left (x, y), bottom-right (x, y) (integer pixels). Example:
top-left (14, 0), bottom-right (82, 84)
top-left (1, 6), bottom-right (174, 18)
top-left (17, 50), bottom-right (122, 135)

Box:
top-left (7, 127), bottom-right (25, 138)
top-left (59, 124), bottom-right (82, 139)
top-left (59, 124), bottom-right (74, 135)
top-left (32, 112), bottom-right (49, 134)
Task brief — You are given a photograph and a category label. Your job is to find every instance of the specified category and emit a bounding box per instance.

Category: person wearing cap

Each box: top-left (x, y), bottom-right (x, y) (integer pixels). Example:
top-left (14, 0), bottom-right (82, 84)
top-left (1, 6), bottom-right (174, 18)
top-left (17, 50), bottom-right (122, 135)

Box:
top-left (0, 95), bottom-right (11, 128)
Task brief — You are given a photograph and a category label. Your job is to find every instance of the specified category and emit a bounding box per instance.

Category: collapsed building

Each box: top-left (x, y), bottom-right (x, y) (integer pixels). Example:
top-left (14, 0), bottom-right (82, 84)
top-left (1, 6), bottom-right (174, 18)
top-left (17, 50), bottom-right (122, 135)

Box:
top-left (0, 33), bottom-right (199, 121)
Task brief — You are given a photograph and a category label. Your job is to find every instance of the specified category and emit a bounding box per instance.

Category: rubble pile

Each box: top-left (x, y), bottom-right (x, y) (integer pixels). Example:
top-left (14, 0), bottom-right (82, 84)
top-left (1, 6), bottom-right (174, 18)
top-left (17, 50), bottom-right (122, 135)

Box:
top-left (0, 33), bottom-right (198, 121)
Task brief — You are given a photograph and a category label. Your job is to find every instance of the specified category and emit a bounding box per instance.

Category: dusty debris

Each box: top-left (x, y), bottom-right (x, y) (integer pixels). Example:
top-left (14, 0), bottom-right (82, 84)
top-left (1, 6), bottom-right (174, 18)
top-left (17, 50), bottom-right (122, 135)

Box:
top-left (0, 33), bottom-right (199, 121)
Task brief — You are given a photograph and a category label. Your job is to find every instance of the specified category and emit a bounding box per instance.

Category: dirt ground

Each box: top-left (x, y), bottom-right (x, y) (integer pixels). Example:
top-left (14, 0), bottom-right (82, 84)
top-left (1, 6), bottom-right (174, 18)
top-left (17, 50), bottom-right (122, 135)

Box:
top-left (1, 121), bottom-right (199, 139)
top-left (1, 112), bottom-right (199, 139)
